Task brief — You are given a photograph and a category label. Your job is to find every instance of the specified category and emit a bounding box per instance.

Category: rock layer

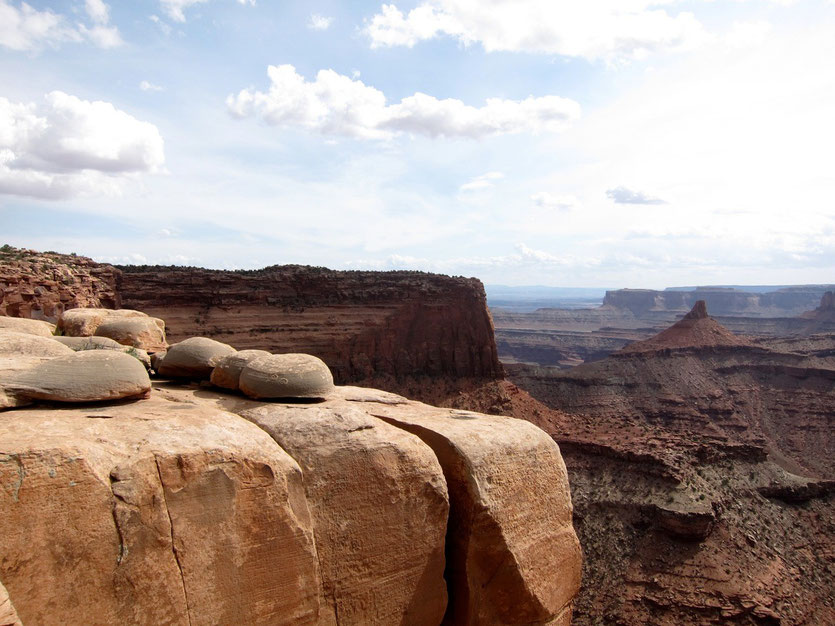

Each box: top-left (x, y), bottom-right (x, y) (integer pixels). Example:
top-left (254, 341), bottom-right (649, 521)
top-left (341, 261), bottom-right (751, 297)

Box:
top-left (117, 265), bottom-right (502, 387)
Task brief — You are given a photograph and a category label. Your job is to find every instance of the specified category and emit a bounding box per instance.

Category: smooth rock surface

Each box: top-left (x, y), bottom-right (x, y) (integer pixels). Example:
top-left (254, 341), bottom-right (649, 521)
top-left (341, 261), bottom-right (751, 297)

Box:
top-left (368, 396), bottom-right (582, 625)
top-left (1, 330), bottom-right (74, 359)
top-left (95, 317), bottom-right (167, 352)
top-left (239, 353), bottom-right (334, 399)
top-left (8, 351), bottom-right (151, 403)
top-left (0, 316), bottom-right (55, 337)
top-left (158, 337), bottom-right (236, 379)
top-left (210, 349), bottom-right (271, 390)
top-left (59, 308), bottom-right (149, 337)
top-left (54, 335), bottom-right (152, 369)
top-left (0, 397), bottom-right (325, 625)
top-left (242, 400), bottom-right (449, 625)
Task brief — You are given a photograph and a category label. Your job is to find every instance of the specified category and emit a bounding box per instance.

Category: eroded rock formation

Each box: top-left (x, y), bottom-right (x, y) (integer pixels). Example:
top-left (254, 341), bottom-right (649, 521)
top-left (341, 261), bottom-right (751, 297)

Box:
top-left (509, 302), bottom-right (835, 624)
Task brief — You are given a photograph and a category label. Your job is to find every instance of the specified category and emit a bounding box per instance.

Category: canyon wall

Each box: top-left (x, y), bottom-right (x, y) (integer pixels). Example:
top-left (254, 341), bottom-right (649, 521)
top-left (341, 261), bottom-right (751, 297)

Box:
top-left (602, 286), bottom-right (835, 318)
top-left (117, 265), bottom-right (502, 386)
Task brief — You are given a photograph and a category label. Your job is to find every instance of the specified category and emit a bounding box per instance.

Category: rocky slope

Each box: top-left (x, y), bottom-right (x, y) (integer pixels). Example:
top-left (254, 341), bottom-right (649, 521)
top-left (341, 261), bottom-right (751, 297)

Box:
top-left (0, 311), bottom-right (581, 626)
top-left (0, 247), bottom-right (120, 319)
top-left (508, 302), bottom-right (835, 624)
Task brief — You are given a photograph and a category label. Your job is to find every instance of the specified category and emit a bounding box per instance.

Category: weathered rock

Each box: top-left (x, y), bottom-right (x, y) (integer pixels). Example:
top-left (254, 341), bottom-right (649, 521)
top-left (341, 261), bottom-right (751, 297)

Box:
top-left (241, 399), bottom-right (449, 626)
top-left (368, 397), bottom-right (582, 625)
top-left (8, 351), bottom-right (151, 403)
top-left (0, 316), bottom-right (56, 337)
top-left (0, 397), bottom-right (325, 625)
top-left (95, 317), bottom-right (167, 352)
top-left (239, 353), bottom-right (334, 399)
top-left (1, 330), bottom-right (74, 359)
top-left (0, 580), bottom-right (22, 626)
top-left (210, 349), bottom-right (271, 390)
top-left (0, 247), bottom-right (121, 320)
top-left (54, 336), bottom-right (152, 369)
top-left (158, 337), bottom-right (237, 379)
top-left (59, 307), bottom-right (149, 337)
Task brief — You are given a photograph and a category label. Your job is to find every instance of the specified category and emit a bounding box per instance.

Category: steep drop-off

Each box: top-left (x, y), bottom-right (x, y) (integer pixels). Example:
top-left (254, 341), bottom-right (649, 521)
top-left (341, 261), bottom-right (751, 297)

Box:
top-left (508, 302), bottom-right (835, 624)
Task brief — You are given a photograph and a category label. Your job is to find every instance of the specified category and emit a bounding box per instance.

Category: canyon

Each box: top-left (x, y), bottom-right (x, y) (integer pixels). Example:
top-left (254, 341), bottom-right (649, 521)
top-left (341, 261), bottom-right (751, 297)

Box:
top-left (2, 246), bottom-right (834, 625)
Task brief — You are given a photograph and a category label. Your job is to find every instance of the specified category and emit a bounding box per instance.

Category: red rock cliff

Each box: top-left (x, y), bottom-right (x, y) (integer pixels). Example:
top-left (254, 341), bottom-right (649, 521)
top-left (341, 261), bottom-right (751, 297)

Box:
top-left (117, 264), bottom-right (502, 386)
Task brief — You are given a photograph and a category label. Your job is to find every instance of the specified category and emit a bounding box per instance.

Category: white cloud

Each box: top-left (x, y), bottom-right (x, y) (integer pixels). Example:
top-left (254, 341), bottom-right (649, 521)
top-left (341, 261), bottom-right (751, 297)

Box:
top-left (308, 13), bottom-right (333, 30)
top-left (0, 0), bottom-right (121, 50)
top-left (85, 0), bottom-right (109, 24)
top-left (140, 80), bottom-right (164, 92)
top-left (606, 186), bottom-right (665, 204)
top-left (0, 91), bottom-right (165, 199)
top-left (725, 20), bottom-right (771, 48)
top-left (530, 191), bottom-right (579, 211)
top-left (364, 1), bottom-right (707, 63)
top-left (460, 171), bottom-right (503, 192)
top-left (160, 0), bottom-right (254, 22)
top-left (227, 64), bottom-right (580, 139)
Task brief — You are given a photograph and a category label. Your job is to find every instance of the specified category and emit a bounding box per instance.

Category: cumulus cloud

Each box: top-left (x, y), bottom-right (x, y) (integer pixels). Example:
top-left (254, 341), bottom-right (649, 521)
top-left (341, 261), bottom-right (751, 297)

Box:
top-left (0, 91), bottom-right (165, 199)
top-left (364, 0), bottom-right (707, 62)
top-left (725, 20), bottom-right (771, 48)
top-left (0, 0), bottom-right (121, 50)
top-left (308, 13), bottom-right (333, 30)
top-left (530, 191), bottom-right (579, 211)
top-left (460, 171), bottom-right (503, 192)
top-left (606, 186), bottom-right (665, 205)
top-left (227, 64), bottom-right (580, 139)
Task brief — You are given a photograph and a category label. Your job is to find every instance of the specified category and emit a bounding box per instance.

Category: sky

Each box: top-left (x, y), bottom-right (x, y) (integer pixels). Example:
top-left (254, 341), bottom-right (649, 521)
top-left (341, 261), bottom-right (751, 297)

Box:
top-left (1, 0), bottom-right (834, 288)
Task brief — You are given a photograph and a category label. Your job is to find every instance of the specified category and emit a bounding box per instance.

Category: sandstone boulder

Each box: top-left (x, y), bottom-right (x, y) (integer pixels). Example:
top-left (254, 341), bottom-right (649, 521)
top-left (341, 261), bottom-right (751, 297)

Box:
top-left (0, 397), bottom-right (326, 625)
top-left (242, 400), bottom-right (449, 625)
top-left (95, 317), bottom-right (167, 352)
top-left (158, 337), bottom-right (237, 379)
top-left (0, 580), bottom-right (22, 626)
top-left (366, 394), bottom-right (582, 625)
top-left (0, 316), bottom-right (56, 337)
top-left (239, 353), bottom-right (334, 399)
top-left (210, 349), bottom-right (271, 390)
top-left (59, 308), bottom-right (149, 337)
top-left (1, 330), bottom-right (74, 359)
top-left (54, 336), bottom-right (152, 369)
top-left (8, 351), bottom-right (151, 403)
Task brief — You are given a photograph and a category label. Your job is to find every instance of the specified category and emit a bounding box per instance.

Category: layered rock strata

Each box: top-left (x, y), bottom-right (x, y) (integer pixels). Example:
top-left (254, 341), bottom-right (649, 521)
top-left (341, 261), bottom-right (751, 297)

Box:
top-left (117, 265), bottom-right (502, 386)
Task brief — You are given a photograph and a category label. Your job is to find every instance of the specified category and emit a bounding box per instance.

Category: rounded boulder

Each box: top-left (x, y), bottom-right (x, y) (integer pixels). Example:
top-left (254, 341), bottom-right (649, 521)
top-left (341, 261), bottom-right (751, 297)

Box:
top-left (239, 353), bottom-right (334, 400)
top-left (54, 336), bottom-right (152, 370)
top-left (1, 330), bottom-right (74, 358)
top-left (210, 349), bottom-right (272, 390)
top-left (95, 317), bottom-right (167, 352)
top-left (158, 337), bottom-right (237, 379)
top-left (0, 316), bottom-right (56, 337)
top-left (10, 350), bottom-right (151, 403)
top-left (60, 308), bottom-right (149, 337)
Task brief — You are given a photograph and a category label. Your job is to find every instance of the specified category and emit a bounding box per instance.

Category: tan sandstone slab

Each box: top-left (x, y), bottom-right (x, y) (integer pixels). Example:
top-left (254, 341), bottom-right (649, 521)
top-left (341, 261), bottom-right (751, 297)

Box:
top-left (241, 399), bottom-right (450, 626)
top-left (342, 387), bottom-right (582, 626)
top-left (0, 317), bottom-right (56, 337)
top-left (0, 396), bottom-right (325, 626)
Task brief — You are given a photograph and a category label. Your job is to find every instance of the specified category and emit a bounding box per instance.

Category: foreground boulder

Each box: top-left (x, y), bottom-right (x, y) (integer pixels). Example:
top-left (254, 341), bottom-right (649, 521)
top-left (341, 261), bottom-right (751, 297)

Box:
top-left (242, 400), bottom-right (449, 625)
top-left (0, 398), bottom-right (325, 625)
top-left (6, 351), bottom-right (151, 403)
top-left (54, 336), bottom-right (152, 369)
top-left (95, 317), bottom-right (167, 353)
top-left (367, 390), bottom-right (582, 625)
top-left (210, 349), bottom-right (271, 390)
top-left (158, 337), bottom-right (236, 379)
top-left (0, 317), bottom-right (55, 337)
top-left (1, 331), bottom-right (74, 359)
top-left (239, 353), bottom-right (334, 399)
